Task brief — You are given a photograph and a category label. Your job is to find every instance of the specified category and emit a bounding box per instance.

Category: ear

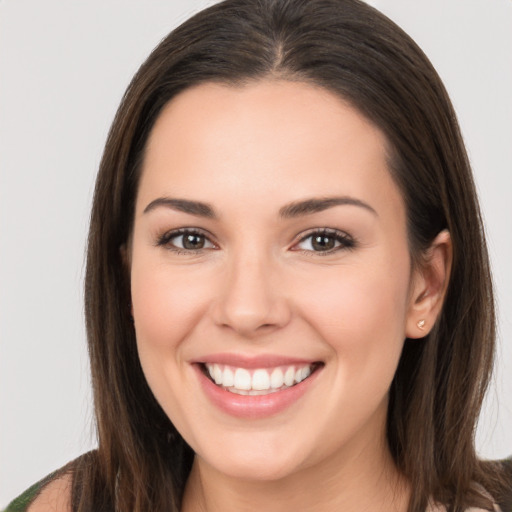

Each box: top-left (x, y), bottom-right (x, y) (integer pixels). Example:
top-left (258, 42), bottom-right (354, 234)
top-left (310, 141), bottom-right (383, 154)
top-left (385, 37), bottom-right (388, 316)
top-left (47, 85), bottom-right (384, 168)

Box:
top-left (405, 229), bottom-right (452, 339)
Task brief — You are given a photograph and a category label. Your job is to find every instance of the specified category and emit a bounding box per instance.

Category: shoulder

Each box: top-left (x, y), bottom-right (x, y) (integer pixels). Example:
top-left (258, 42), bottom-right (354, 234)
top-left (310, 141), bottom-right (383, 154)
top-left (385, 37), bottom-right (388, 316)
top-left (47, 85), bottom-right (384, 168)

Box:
top-left (1, 450), bottom-right (97, 512)
top-left (3, 451), bottom-right (104, 512)
top-left (26, 473), bottom-right (72, 512)
top-left (3, 472), bottom-right (72, 512)
top-left (3, 471), bottom-right (71, 512)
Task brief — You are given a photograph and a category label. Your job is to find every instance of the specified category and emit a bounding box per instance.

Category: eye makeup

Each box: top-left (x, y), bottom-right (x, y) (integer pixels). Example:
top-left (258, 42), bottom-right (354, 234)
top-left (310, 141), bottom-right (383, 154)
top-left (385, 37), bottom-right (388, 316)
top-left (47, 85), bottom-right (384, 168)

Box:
top-left (154, 226), bottom-right (357, 257)
top-left (292, 228), bottom-right (356, 255)
top-left (155, 227), bottom-right (217, 255)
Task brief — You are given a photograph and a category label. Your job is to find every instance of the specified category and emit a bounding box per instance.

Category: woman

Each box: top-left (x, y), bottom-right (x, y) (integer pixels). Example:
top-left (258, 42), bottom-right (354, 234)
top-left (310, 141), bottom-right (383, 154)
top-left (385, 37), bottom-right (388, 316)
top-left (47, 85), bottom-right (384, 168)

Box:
top-left (5, 0), bottom-right (511, 511)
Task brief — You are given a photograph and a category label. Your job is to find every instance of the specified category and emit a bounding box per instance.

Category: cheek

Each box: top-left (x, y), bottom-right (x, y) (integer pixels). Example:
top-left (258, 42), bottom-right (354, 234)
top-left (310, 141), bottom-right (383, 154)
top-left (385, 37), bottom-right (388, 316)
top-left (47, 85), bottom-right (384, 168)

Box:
top-left (129, 256), bottom-right (214, 430)
top-left (303, 265), bottom-right (410, 436)
top-left (300, 264), bottom-right (409, 338)
top-left (130, 256), bottom-right (212, 359)
top-left (294, 257), bottom-right (411, 387)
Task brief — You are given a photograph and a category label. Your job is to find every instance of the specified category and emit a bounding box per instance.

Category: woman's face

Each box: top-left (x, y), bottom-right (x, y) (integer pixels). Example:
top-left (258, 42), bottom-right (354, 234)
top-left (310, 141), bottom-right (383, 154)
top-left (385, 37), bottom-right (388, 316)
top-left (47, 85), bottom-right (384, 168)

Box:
top-left (129, 80), bottom-right (423, 481)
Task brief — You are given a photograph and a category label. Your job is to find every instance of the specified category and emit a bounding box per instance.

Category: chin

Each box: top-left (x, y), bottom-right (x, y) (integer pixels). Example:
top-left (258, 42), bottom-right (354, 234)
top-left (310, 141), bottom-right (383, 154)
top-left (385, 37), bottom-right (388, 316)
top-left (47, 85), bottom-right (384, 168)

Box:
top-left (196, 435), bottom-right (310, 482)
top-left (214, 455), bottom-right (304, 482)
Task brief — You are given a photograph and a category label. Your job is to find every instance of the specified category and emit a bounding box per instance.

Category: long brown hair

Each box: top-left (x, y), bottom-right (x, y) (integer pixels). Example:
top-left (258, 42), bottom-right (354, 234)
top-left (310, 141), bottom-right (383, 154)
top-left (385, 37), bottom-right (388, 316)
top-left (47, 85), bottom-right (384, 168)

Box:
top-left (74, 0), bottom-right (506, 510)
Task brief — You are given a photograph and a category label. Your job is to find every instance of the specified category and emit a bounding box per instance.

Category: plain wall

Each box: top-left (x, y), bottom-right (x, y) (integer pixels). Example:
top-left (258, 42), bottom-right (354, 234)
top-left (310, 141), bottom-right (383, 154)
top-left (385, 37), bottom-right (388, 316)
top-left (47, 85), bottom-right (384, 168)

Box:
top-left (1, 0), bottom-right (511, 505)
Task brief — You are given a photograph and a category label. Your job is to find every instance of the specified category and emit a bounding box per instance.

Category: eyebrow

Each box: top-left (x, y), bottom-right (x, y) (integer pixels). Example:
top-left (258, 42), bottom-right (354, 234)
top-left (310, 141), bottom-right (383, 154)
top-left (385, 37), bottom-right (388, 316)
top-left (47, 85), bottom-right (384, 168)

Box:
top-left (143, 195), bottom-right (377, 219)
top-left (279, 196), bottom-right (377, 218)
top-left (143, 197), bottom-right (217, 218)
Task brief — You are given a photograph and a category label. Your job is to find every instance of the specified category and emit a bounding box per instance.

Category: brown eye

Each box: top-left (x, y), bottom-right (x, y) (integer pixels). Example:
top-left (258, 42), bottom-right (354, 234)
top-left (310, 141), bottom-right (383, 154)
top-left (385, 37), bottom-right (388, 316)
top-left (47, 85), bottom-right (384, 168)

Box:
top-left (182, 233), bottom-right (206, 249)
top-left (158, 229), bottom-right (215, 252)
top-left (294, 229), bottom-right (355, 253)
top-left (311, 234), bottom-right (336, 251)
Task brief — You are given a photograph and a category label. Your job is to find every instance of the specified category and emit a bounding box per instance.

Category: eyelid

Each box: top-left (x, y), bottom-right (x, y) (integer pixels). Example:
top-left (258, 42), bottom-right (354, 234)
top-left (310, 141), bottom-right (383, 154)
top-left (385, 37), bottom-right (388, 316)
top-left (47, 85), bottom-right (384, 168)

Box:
top-left (156, 227), bottom-right (218, 253)
top-left (291, 228), bottom-right (356, 254)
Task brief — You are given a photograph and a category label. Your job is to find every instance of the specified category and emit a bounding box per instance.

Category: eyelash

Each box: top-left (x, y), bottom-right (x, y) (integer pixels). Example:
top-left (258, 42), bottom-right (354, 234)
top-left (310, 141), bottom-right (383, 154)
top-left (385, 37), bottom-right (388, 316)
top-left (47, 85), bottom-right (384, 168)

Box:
top-left (293, 228), bottom-right (356, 256)
top-left (156, 228), bottom-right (356, 255)
top-left (156, 228), bottom-right (215, 255)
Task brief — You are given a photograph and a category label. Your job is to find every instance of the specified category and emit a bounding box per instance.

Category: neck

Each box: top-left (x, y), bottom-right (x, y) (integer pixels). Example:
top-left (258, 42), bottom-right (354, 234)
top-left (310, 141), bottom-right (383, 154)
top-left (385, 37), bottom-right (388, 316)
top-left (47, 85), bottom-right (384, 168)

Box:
top-left (181, 429), bottom-right (410, 512)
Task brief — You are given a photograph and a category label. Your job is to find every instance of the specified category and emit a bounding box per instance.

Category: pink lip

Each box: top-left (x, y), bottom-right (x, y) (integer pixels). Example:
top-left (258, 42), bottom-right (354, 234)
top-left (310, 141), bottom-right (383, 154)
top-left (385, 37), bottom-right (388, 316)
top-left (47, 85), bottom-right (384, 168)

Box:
top-left (195, 352), bottom-right (318, 369)
top-left (193, 362), bottom-right (322, 419)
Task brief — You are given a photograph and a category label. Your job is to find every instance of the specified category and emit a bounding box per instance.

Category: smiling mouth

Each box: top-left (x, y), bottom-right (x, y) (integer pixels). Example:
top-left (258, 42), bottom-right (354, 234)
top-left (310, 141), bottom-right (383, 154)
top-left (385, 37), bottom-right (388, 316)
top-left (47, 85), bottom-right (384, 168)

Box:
top-left (200, 362), bottom-right (323, 396)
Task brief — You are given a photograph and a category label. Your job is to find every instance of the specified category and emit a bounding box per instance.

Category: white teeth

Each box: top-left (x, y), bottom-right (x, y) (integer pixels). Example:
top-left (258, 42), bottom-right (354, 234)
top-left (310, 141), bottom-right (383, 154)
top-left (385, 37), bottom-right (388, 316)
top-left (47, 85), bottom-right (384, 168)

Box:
top-left (233, 368), bottom-right (252, 390)
top-left (294, 366), bottom-right (311, 384)
top-left (234, 389), bottom-right (249, 395)
top-left (270, 368), bottom-right (284, 389)
top-left (252, 369), bottom-right (270, 390)
top-left (223, 366), bottom-right (234, 387)
top-left (213, 364), bottom-right (223, 385)
top-left (205, 362), bottom-right (317, 393)
top-left (284, 366), bottom-right (295, 386)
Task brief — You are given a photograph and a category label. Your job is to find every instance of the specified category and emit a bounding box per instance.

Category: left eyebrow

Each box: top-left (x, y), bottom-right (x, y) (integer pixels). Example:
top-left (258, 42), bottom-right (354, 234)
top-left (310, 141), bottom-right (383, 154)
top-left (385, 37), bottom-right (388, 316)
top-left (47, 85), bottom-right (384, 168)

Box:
top-left (279, 196), bottom-right (378, 218)
top-left (143, 197), bottom-right (217, 218)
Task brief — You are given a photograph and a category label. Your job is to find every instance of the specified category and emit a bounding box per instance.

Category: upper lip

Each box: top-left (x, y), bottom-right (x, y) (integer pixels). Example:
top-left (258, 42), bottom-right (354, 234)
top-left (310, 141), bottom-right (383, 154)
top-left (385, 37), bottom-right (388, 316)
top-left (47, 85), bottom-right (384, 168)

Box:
top-left (193, 352), bottom-right (321, 369)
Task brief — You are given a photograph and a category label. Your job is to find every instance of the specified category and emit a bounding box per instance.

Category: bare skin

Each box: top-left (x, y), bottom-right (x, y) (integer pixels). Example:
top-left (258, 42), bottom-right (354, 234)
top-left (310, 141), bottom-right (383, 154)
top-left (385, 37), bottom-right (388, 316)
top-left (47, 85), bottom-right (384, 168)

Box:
top-left (127, 80), bottom-right (452, 512)
top-left (181, 403), bottom-right (411, 512)
top-left (27, 474), bottom-right (72, 512)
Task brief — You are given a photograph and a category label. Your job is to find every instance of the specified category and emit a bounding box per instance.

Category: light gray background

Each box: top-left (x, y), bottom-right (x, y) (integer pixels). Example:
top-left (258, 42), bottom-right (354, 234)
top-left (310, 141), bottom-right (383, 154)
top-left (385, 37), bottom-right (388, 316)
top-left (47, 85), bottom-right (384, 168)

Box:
top-left (1, 0), bottom-right (511, 505)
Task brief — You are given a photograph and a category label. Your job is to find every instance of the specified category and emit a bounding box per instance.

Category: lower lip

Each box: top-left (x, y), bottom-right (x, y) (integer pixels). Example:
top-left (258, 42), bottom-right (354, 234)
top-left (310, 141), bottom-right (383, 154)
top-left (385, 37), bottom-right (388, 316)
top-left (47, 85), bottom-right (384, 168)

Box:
top-left (194, 364), bottom-right (322, 419)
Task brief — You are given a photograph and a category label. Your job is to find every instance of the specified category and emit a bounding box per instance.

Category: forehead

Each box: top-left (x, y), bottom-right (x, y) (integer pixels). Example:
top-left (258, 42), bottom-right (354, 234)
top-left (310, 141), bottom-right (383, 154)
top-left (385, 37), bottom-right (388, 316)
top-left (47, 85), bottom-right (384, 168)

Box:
top-left (137, 80), bottom-right (403, 221)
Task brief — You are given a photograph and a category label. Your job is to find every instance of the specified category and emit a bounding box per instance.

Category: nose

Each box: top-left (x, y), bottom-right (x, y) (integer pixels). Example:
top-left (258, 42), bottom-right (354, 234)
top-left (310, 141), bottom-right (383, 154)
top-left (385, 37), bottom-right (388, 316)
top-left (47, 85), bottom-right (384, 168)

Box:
top-left (211, 251), bottom-right (291, 337)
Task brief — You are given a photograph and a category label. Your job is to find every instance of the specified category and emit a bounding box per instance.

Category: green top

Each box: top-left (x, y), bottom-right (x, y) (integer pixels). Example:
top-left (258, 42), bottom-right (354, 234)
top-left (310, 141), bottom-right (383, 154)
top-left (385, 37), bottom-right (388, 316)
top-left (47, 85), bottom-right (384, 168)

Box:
top-left (3, 471), bottom-right (57, 512)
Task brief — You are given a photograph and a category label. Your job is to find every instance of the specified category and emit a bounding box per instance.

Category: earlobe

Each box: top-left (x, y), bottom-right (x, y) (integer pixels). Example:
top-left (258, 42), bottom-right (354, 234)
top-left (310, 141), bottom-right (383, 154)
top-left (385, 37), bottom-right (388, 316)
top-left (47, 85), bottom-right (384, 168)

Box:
top-left (406, 229), bottom-right (452, 339)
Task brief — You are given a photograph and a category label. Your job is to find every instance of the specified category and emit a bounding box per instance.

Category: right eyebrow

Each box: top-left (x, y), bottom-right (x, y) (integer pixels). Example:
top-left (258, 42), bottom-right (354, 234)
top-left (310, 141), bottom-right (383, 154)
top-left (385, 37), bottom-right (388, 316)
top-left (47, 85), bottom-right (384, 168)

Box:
top-left (143, 197), bottom-right (217, 218)
top-left (279, 196), bottom-right (378, 218)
